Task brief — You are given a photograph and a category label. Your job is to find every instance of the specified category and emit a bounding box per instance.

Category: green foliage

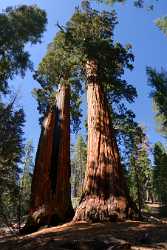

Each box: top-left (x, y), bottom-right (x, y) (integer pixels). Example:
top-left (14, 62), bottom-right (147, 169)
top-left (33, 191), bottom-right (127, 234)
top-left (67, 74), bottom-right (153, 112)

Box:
top-left (35, 32), bottom-right (80, 88)
top-left (153, 142), bottom-right (167, 204)
top-left (65, 1), bottom-right (137, 125)
top-left (35, 2), bottom-right (138, 142)
top-left (0, 5), bottom-right (47, 94)
top-left (33, 32), bottom-right (83, 133)
top-left (0, 95), bottom-right (25, 223)
top-left (0, 4), bottom-right (46, 225)
top-left (94, 0), bottom-right (156, 8)
top-left (113, 106), bottom-right (142, 163)
top-left (147, 67), bottom-right (167, 137)
top-left (66, 3), bottom-right (135, 79)
top-left (156, 16), bottom-right (167, 36)
top-left (71, 135), bottom-right (87, 206)
top-left (94, 0), bottom-right (125, 4)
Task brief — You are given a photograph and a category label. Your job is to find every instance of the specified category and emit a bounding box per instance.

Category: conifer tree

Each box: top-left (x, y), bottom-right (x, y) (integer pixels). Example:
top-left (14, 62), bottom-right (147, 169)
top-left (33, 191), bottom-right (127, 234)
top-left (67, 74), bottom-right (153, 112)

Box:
top-left (64, 1), bottom-right (138, 222)
top-left (0, 5), bottom-right (47, 93)
top-left (0, 4), bottom-right (47, 227)
top-left (153, 142), bottom-right (167, 204)
top-left (71, 135), bottom-right (87, 206)
top-left (128, 128), bottom-right (152, 217)
top-left (24, 32), bottom-right (82, 232)
top-left (147, 67), bottom-right (167, 137)
top-left (19, 141), bottom-right (34, 217)
top-left (0, 95), bottom-right (25, 224)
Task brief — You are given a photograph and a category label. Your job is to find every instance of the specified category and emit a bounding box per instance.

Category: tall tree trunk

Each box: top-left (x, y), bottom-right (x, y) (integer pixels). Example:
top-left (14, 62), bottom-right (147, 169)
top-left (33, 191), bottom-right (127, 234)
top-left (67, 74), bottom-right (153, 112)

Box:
top-left (74, 60), bottom-right (136, 222)
top-left (134, 160), bottom-right (142, 219)
top-left (24, 84), bottom-right (73, 233)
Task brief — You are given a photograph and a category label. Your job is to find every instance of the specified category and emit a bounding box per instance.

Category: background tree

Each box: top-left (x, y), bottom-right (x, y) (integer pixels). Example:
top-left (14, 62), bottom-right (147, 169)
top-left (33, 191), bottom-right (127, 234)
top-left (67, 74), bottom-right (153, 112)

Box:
top-left (153, 142), bottom-right (167, 204)
top-left (128, 128), bottom-right (152, 217)
top-left (0, 4), bottom-right (47, 228)
top-left (112, 105), bottom-right (140, 165)
top-left (0, 96), bottom-right (25, 225)
top-left (147, 67), bottom-right (167, 137)
top-left (19, 141), bottom-right (34, 218)
top-left (0, 5), bottom-right (47, 93)
top-left (71, 135), bottom-right (87, 207)
top-left (95, 0), bottom-right (167, 35)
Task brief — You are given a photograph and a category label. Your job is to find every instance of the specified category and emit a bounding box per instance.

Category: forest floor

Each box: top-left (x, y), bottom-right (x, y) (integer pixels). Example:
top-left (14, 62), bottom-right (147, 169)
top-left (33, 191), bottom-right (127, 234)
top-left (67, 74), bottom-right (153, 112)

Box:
top-left (0, 203), bottom-right (167, 250)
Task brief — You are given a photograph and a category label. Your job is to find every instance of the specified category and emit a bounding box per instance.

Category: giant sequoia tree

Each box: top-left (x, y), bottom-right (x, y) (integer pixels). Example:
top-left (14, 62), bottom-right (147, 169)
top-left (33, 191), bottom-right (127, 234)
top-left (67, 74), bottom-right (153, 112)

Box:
top-left (64, 1), bottom-right (138, 221)
top-left (24, 32), bottom-right (82, 232)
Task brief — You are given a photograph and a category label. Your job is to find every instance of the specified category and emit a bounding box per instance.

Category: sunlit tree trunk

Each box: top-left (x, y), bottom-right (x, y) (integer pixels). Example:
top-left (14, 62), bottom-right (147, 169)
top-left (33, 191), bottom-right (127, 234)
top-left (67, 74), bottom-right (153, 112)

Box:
top-left (24, 84), bottom-right (73, 233)
top-left (74, 60), bottom-right (135, 222)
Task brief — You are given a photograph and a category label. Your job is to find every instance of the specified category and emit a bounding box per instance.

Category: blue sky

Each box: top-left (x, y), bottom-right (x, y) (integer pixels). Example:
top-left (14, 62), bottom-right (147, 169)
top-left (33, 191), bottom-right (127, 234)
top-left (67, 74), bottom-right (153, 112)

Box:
top-left (1, 0), bottom-right (167, 156)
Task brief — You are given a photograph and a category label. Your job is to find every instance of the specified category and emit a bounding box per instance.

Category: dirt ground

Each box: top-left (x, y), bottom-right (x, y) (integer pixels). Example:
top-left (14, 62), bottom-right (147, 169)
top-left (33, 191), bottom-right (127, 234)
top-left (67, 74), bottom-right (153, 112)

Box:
top-left (0, 203), bottom-right (167, 250)
top-left (0, 219), bottom-right (167, 250)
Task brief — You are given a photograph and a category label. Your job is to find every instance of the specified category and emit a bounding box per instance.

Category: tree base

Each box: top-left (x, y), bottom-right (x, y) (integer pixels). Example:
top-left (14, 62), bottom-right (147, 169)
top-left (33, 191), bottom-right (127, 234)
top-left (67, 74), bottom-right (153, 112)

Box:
top-left (22, 205), bottom-right (74, 234)
top-left (73, 195), bottom-right (135, 223)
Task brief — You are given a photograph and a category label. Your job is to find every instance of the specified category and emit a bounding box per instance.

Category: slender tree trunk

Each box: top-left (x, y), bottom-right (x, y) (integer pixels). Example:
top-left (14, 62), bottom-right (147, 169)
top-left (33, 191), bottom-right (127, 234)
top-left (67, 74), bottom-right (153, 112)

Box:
top-left (134, 161), bottom-right (142, 219)
top-left (24, 84), bottom-right (73, 233)
top-left (74, 60), bottom-right (136, 222)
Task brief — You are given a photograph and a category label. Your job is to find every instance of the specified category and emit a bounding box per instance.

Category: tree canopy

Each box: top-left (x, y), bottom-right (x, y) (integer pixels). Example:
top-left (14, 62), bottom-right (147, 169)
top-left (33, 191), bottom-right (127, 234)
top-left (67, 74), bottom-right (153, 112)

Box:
top-left (94, 0), bottom-right (158, 8)
top-left (33, 31), bottom-right (83, 132)
top-left (147, 67), bottom-right (167, 137)
top-left (0, 4), bottom-right (47, 227)
top-left (0, 5), bottom-right (47, 94)
top-left (156, 17), bottom-right (167, 36)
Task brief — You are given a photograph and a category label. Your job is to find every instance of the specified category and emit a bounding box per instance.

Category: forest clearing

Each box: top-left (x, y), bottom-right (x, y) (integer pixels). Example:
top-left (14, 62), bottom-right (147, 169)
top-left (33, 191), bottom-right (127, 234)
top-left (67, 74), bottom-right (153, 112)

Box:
top-left (0, 0), bottom-right (167, 249)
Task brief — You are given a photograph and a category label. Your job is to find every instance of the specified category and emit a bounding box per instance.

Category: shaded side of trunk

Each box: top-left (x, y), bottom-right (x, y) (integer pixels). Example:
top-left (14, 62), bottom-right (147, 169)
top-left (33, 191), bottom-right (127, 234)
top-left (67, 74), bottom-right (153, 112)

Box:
top-left (24, 84), bottom-right (73, 233)
top-left (30, 111), bottom-right (55, 214)
top-left (50, 84), bottom-right (73, 222)
top-left (74, 60), bottom-right (136, 222)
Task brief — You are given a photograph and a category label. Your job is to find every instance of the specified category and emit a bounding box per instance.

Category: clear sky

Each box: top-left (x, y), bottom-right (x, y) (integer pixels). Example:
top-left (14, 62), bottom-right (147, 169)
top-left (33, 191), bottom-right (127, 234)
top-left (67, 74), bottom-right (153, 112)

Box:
top-left (1, 0), bottom-right (167, 156)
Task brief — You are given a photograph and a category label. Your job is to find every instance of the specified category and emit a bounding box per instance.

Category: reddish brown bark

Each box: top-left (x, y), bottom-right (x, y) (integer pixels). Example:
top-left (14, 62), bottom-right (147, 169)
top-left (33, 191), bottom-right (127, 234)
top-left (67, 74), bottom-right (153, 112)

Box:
top-left (24, 84), bottom-right (73, 233)
top-left (73, 60), bottom-right (135, 222)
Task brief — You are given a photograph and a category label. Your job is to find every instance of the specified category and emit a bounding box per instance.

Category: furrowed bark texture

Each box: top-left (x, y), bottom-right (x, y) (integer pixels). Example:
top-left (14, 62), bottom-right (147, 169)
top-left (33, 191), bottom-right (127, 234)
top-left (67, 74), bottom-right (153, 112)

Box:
top-left (25, 84), bottom-right (73, 233)
top-left (73, 60), bottom-right (134, 222)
